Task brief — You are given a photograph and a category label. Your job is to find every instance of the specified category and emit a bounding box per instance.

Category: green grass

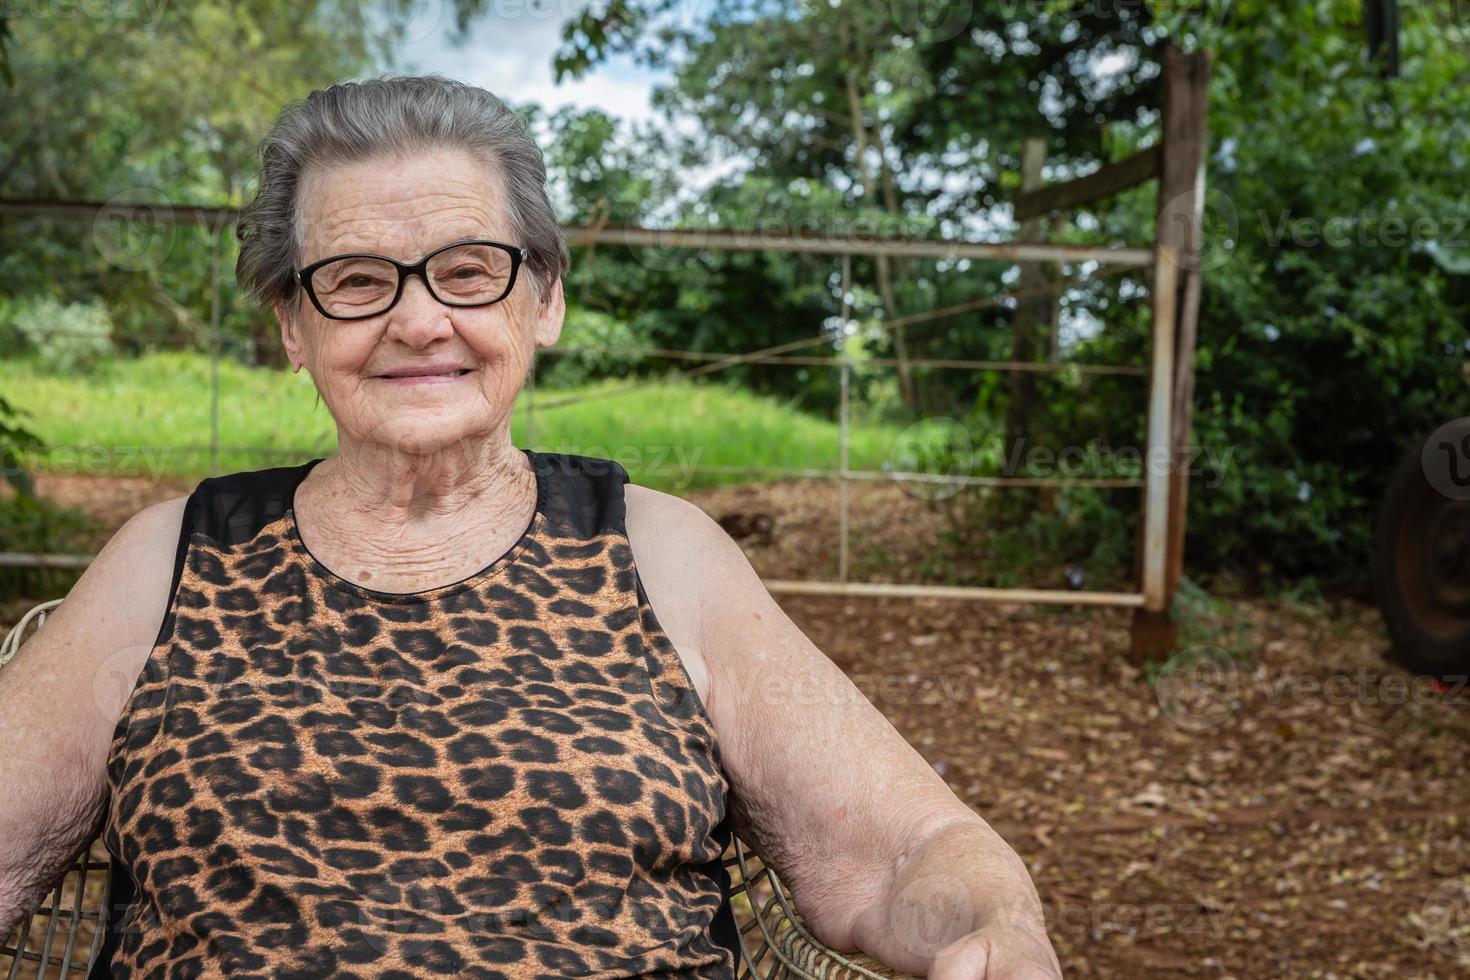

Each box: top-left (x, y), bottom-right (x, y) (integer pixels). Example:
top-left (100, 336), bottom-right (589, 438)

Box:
top-left (0, 352), bottom-right (907, 494)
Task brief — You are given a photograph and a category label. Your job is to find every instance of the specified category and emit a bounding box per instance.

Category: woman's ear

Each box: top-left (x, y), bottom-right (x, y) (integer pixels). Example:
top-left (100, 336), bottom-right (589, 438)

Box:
top-left (532, 277), bottom-right (565, 350)
top-left (275, 299), bottom-right (304, 372)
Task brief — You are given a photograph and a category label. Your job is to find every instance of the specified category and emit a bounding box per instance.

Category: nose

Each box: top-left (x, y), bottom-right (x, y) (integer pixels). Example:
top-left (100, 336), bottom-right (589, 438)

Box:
top-left (384, 273), bottom-right (455, 347)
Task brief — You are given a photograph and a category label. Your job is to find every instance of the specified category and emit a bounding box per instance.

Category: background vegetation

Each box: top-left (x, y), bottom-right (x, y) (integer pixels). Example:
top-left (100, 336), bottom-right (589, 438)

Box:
top-left (2, 0), bottom-right (1467, 596)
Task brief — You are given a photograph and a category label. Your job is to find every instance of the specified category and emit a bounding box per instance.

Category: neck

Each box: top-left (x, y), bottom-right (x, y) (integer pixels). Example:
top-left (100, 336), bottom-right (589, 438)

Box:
top-left (314, 434), bottom-right (531, 520)
top-left (292, 433), bottom-right (537, 590)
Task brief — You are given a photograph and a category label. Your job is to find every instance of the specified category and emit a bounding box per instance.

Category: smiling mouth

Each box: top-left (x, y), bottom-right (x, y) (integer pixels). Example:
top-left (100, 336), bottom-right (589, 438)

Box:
top-left (377, 369), bottom-right (473, 379)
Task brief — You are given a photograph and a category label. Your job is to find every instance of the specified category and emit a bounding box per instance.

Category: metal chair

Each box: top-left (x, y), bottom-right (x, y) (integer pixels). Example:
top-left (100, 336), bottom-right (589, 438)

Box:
top-left (1, 599), bottom-right (913, 979)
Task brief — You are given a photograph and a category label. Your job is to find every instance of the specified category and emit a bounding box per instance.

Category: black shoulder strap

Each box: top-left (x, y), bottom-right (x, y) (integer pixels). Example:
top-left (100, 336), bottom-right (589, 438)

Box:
top-left (534, 451), bottom-right (630, 539)
top-left (191, 458), bottom-right (322, 546)
top-left (135, 460), bottom-right (318, 654)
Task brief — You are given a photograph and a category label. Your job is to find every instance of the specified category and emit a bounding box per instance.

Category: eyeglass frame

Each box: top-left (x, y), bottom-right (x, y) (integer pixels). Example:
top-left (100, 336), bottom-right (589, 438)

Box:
top-left (292, 238), bottom-right (531, 321)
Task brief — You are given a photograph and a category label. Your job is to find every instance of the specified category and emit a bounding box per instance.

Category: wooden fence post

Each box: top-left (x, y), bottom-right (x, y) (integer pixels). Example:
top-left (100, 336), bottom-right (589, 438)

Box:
top-left (1130, 43), bottom-right (1212, 661)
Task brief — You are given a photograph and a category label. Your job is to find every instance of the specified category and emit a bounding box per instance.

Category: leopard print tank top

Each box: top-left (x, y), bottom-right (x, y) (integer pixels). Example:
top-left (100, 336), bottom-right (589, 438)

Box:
top-left (89, 450), bottom-right (740, 979)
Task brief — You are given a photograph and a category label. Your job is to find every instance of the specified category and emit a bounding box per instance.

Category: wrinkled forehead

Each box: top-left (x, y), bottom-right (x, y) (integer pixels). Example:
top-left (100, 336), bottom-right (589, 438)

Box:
top-left (296, 149), bottom-right (513, 265)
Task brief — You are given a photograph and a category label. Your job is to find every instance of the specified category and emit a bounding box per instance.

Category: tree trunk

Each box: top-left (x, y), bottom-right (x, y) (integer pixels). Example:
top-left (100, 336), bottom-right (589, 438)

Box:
top-left (1004, 138), bottom-right (1055, 458)
top-left (839, 10), bottom-right (915, 410)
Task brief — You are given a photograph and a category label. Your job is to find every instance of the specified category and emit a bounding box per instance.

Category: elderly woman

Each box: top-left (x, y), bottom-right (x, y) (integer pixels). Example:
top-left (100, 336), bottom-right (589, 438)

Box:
top-left (0, 76), bottom-right (1060, 979)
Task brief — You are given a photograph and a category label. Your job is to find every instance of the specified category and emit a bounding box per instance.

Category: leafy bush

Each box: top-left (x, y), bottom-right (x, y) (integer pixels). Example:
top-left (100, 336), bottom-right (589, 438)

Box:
top-left (538, 308), bottom-right (642, 388)
top-left (0, 393), bottom-right (92, 598)
top-left (0, 489), bottom-right (93, 598)
top-left (0, 295), bottom-right (30, 357)
top-left (0, 393), bottom-right (41, 497)
top-left (13, 297), bottom-right (114, 375)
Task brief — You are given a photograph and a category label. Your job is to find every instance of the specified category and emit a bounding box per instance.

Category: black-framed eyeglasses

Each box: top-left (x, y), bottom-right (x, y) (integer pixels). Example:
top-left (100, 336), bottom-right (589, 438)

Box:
top-left (293, 239), bottom-right (530, 321)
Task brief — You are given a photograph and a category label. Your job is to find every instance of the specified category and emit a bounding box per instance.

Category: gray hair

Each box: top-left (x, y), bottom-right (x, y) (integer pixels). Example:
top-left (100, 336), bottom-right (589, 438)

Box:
top-left (235, 73), bottom-right (570, 314)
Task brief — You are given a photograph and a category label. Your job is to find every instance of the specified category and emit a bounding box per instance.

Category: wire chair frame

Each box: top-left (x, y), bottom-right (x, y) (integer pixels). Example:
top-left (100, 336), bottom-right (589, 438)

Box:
top-left (0, 600), bottom-right (914, 979)
top-left (725, 838), bottom-right (911, 979)
top-left (0, 598), bottom-right (62, 668)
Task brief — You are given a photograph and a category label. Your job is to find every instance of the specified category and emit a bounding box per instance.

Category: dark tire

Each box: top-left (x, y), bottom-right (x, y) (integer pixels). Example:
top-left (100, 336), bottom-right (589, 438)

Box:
top-left (1373, 433), bottom-right (1470, 678)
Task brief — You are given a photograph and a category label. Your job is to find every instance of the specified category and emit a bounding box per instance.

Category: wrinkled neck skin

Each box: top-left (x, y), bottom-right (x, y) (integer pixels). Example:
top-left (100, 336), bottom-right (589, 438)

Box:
top-left (291, 429), bottom-right (538, 592)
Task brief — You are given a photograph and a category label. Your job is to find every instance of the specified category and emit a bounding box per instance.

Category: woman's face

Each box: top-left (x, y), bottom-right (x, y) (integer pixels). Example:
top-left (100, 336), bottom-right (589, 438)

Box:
top-left (276, 147), bottom-right (563, 457)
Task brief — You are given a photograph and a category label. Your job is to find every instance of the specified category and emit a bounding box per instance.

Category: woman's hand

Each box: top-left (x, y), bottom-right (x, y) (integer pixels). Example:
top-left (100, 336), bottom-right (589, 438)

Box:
top-left (928, 918), bottom-right (1063, 979)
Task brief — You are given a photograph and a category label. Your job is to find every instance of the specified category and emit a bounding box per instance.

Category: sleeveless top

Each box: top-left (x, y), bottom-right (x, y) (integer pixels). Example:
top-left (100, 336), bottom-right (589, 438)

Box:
top-left (89, 450), bottom-right (741, 979)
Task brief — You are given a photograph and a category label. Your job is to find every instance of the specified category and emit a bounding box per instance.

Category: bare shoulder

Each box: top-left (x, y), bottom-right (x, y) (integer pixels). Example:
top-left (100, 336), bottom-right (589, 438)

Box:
top-left (30, 493), bottom-right (185, 632)
top-left (5, 493), bottom-right (189, 722)
top-left (622, 482), bottom-right (745, 607)
top-left (622, 482), bottom-right (733, 568)
top-left (621, 483), bottom-right (735, 706)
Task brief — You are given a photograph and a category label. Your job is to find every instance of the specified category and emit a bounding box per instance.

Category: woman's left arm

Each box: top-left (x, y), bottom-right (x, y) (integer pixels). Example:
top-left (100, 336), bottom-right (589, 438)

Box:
top-left (625, 487), bottom-right (1062, 979)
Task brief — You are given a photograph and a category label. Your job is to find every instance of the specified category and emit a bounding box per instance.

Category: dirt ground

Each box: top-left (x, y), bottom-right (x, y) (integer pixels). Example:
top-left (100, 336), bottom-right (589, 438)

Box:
top-left (5, 470), bottom-right (1470, 978)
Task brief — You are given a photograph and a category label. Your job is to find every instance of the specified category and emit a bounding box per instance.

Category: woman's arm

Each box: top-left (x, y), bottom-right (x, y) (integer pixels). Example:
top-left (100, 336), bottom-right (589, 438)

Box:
top-left (625, 486), bottom-right (1060, 978)
top-left (0, 497), bottom-right (183, 936)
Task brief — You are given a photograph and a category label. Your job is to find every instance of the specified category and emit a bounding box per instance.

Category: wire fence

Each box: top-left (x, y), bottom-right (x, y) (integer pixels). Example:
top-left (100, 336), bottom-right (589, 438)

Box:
top-left (1, 199), bottom-right (1165, 603)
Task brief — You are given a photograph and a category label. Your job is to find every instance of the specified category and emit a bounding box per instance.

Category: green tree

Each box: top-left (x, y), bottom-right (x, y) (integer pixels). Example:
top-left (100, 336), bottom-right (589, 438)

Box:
top-left (553, 0), bottom-right (1470, 587)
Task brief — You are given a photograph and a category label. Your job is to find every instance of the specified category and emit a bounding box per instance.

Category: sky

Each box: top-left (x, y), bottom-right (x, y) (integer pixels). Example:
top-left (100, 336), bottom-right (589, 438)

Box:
top-left (387, 0), bottom-right (668, 125)
top-left (380, 0), bottom-right (752, 210)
